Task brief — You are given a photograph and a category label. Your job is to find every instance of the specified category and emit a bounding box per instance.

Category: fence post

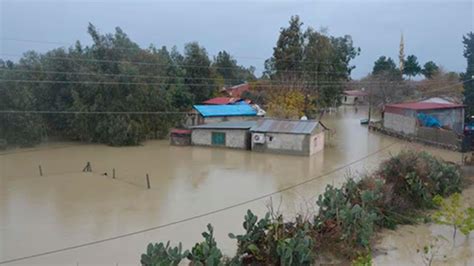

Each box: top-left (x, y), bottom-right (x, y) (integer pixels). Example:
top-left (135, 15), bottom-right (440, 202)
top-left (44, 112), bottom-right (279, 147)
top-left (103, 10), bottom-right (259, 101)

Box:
top-left (113, 168), bottom-right (116, 179)
top-left (146, 174), bottom-right (151, 189)
top-left (82, 162), bottom-right (92, 172)
top-left (38, 165), bottom-right (43, 176)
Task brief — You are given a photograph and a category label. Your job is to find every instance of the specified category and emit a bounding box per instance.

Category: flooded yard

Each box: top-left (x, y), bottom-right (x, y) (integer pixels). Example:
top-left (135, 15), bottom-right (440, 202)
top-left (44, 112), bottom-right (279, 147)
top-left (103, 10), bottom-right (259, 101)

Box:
top-left (0, 106), bottom-right (470, 265)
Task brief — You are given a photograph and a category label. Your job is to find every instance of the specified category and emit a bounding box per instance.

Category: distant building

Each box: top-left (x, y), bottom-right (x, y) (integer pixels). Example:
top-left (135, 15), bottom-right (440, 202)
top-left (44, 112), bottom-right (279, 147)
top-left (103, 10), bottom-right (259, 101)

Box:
top-left (250, 119), bottom-right (326, 156)
top-left (342, 90), bottom-right (368, 105)
top-left (187, 103), bottom-right (260, 126)
top-left (191, 121), bottom-right (257, 150)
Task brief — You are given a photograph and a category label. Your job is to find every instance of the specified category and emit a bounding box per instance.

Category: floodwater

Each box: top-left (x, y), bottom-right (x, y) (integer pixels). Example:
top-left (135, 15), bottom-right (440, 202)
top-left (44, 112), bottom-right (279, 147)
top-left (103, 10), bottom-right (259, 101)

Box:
top-left (0, 106), bottom-right (470, 265)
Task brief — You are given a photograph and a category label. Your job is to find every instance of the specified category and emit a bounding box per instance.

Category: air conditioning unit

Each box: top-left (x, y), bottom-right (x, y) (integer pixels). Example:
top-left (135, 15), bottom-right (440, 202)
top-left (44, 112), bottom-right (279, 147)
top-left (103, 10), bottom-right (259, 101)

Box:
top-left (253, 133), bottom-right (265, 144)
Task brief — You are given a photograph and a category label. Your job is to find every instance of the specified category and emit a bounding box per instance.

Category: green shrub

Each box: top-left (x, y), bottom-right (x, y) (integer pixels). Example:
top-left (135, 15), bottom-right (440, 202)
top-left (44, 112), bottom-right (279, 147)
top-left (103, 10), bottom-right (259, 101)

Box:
top-left (228, 210), bottom-right (272, 263)
top-left (276, 223), bottom-right (314, 266)
top-left (140, 241), bottom-right (188, 266)
top-left (187, 224), bottom-right (223, 265)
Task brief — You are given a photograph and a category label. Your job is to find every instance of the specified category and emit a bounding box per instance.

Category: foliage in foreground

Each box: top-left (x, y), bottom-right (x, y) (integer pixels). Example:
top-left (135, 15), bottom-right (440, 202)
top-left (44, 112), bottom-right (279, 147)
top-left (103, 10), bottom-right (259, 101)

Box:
top-left (141, 150), bottom-right (464, 265)
top-left (432, 193), bottom-right (474, 240)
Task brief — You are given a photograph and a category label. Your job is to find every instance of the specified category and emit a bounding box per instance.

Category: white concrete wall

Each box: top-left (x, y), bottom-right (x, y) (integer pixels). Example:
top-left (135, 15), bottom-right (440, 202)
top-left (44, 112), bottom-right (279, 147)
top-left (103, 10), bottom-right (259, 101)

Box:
top-left (309, 132), bottom-right (325, 155)
top-left (191, 129), bottom-right (249, 149)
top-left (384, 112), bottom-right (417, 135)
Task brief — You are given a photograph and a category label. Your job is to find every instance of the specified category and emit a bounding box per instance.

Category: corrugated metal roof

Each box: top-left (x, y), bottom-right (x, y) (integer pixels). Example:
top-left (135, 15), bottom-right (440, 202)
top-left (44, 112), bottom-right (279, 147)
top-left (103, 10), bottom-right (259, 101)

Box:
top-left (250, 119), bottom-right (319, 134)
top-left (385, 102), bottom-right (464, 111)
top-left (191, 121), bottom-right (257, 129)
top-left (193, 103), bottom-right (257, 117)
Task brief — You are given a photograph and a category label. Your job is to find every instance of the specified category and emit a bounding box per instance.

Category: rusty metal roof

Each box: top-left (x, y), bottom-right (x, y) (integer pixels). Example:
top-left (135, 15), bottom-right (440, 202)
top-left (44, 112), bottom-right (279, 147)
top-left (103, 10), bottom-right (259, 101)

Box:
top-left (250, 119), bottom-right (319, 134)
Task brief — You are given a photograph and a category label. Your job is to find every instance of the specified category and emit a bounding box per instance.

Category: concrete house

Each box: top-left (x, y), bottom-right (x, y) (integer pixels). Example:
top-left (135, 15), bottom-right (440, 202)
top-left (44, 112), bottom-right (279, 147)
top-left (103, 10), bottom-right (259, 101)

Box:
top-left (187, 103), bottom-right (259, 126)
top-left (342, 90), bottom-right (368, 105)
top-left (191, 121), bottom-right (257, 149)
top-left (250, 119), bottom-right (325, 156)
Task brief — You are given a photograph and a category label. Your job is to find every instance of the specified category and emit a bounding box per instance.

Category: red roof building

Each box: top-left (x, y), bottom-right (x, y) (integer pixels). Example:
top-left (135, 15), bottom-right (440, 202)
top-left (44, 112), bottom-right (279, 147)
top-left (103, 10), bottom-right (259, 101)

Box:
top-left (383, 100), bottom-right (465, 136)
top-left (202, 97), bottom-right (243, 105)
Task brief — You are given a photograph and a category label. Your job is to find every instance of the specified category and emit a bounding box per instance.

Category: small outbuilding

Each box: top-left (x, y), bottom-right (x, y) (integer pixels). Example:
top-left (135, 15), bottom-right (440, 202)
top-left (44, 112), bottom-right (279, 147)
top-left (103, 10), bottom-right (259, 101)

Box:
top-left (250, 119), bottom-right (325, 156)
top-left (191, 121), bottom-right (257, 150)
top-left (169, 129), bottom-right (192, 146)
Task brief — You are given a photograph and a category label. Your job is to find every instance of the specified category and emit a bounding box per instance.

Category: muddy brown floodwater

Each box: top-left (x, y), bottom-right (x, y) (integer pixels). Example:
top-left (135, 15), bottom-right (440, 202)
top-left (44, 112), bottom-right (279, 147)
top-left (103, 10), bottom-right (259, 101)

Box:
top-left (0, 106), bottom-right (471, 265)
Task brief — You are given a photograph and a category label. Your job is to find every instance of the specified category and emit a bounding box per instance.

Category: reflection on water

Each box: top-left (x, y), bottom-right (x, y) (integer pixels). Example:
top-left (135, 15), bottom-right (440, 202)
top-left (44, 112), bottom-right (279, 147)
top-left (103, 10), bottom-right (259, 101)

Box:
top-left (0, 106), bottom-right (468, 265)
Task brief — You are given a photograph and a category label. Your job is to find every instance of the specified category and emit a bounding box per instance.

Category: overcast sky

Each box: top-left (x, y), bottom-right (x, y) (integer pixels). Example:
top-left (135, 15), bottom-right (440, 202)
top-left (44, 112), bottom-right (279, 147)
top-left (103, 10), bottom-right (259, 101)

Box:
top-left (0, 0), bottom-right (472, 78)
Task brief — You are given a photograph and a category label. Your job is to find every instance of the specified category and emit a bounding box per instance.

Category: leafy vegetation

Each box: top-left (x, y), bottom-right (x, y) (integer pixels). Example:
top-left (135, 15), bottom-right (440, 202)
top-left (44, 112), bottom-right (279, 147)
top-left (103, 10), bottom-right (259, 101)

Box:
top-left (432, 193), bottom-right (474, 240)
top-left (263, 15), bottom-right (359, 111)
top-left (141, 241), bottom-right (188, 266)
top-left (0, 24), bottom-right (255, 147)
top-left (142, 150), bottom-right (465, 265)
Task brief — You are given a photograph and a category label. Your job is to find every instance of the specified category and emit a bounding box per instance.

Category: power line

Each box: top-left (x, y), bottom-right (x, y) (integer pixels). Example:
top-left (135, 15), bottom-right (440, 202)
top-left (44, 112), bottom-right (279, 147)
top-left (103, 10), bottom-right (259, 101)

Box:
top-left (0, 110), bottom-right (189, 115)
top-left (0, 37), bottom-right (350, 67)
top-left (0, 79), bottom-right (353, 87)
top-left (0, 53), bottom-right (351, 75)
top-left (0, 68), bottom-right (457, 85)
top-left (0, 141), bottom-right (397, 265)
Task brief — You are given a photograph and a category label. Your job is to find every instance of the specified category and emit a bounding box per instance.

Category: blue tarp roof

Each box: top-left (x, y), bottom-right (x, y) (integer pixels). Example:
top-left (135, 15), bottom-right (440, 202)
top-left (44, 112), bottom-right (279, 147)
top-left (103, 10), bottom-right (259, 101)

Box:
top-left (193, 104), bottom-right (257, 117)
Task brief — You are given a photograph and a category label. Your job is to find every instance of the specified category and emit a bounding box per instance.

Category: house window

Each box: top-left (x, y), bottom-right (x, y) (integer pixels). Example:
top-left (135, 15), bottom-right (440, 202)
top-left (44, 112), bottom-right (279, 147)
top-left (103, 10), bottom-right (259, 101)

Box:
top-left (211, 132), bottom-right (226, 145)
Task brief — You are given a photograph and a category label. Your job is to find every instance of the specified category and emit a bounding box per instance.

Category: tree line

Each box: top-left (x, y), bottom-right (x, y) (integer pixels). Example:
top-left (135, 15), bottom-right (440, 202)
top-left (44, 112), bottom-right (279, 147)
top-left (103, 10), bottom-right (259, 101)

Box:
top-left (0, 23), bottom-right (255, 147)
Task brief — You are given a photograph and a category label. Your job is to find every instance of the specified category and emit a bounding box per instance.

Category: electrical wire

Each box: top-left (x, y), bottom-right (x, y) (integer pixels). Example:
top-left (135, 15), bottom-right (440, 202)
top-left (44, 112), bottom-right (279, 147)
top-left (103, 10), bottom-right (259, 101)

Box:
top-left (0, 53), bottom-right (352, 76)
top-left (0, 141), bottom-right (397, 265)
top-left (0, 37), bottom-right (352, 67)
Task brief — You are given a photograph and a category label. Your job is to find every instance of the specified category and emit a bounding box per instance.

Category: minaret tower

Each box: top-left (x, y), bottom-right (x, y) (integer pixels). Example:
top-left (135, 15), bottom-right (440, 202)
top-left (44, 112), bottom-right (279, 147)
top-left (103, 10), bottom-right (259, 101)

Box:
top-left (399, 33), bottom-right (405, 72)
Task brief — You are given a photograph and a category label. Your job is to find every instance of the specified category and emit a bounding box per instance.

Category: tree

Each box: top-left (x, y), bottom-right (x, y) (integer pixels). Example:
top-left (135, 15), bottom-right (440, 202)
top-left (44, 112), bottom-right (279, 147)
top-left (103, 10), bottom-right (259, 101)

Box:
top-left (265, 15), bottom-right (359, 110)
top-left (421, 61), bottom-right (439, 79)
top-left (462, 32), bottom-right (474, 118)
top-left (417, 67), bottom-right (463, 98)
top-left (272, 15), bottom-right (304, 76)
top-left (182, 42), bottom-right (215, 103)
top-left (403, 55), bottom-right (422, 79)
top-left (372, 56), bottom-right (400, 77)
top-left (213, 51), bottom-right (255, 86)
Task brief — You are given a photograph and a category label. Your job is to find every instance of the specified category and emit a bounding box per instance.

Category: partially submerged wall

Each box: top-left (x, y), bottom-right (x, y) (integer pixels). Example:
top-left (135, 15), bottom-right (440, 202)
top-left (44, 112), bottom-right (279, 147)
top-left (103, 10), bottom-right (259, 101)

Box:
top-left (191, 129), bottom-right (249, 149)
top-left (416, 127), bottom-right (461, 148)
top-left (383, 112), bottom-right (417, 135)
top-left (251, 132), bottom-right (314, 156)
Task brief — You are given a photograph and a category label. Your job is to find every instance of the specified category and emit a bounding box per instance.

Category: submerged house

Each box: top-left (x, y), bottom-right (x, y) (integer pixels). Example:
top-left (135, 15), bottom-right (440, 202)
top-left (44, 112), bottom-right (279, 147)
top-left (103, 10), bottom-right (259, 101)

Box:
top-left (342, 90), bottom-right (368, 105)
top-left (186, 103), bottom-right (260, 126)
top-left (250, 119), bottom-right (326, 156)
top-left (191, 121), bottom-right (257, 149)
top-left (383, 100), bottom-right (465, 148)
